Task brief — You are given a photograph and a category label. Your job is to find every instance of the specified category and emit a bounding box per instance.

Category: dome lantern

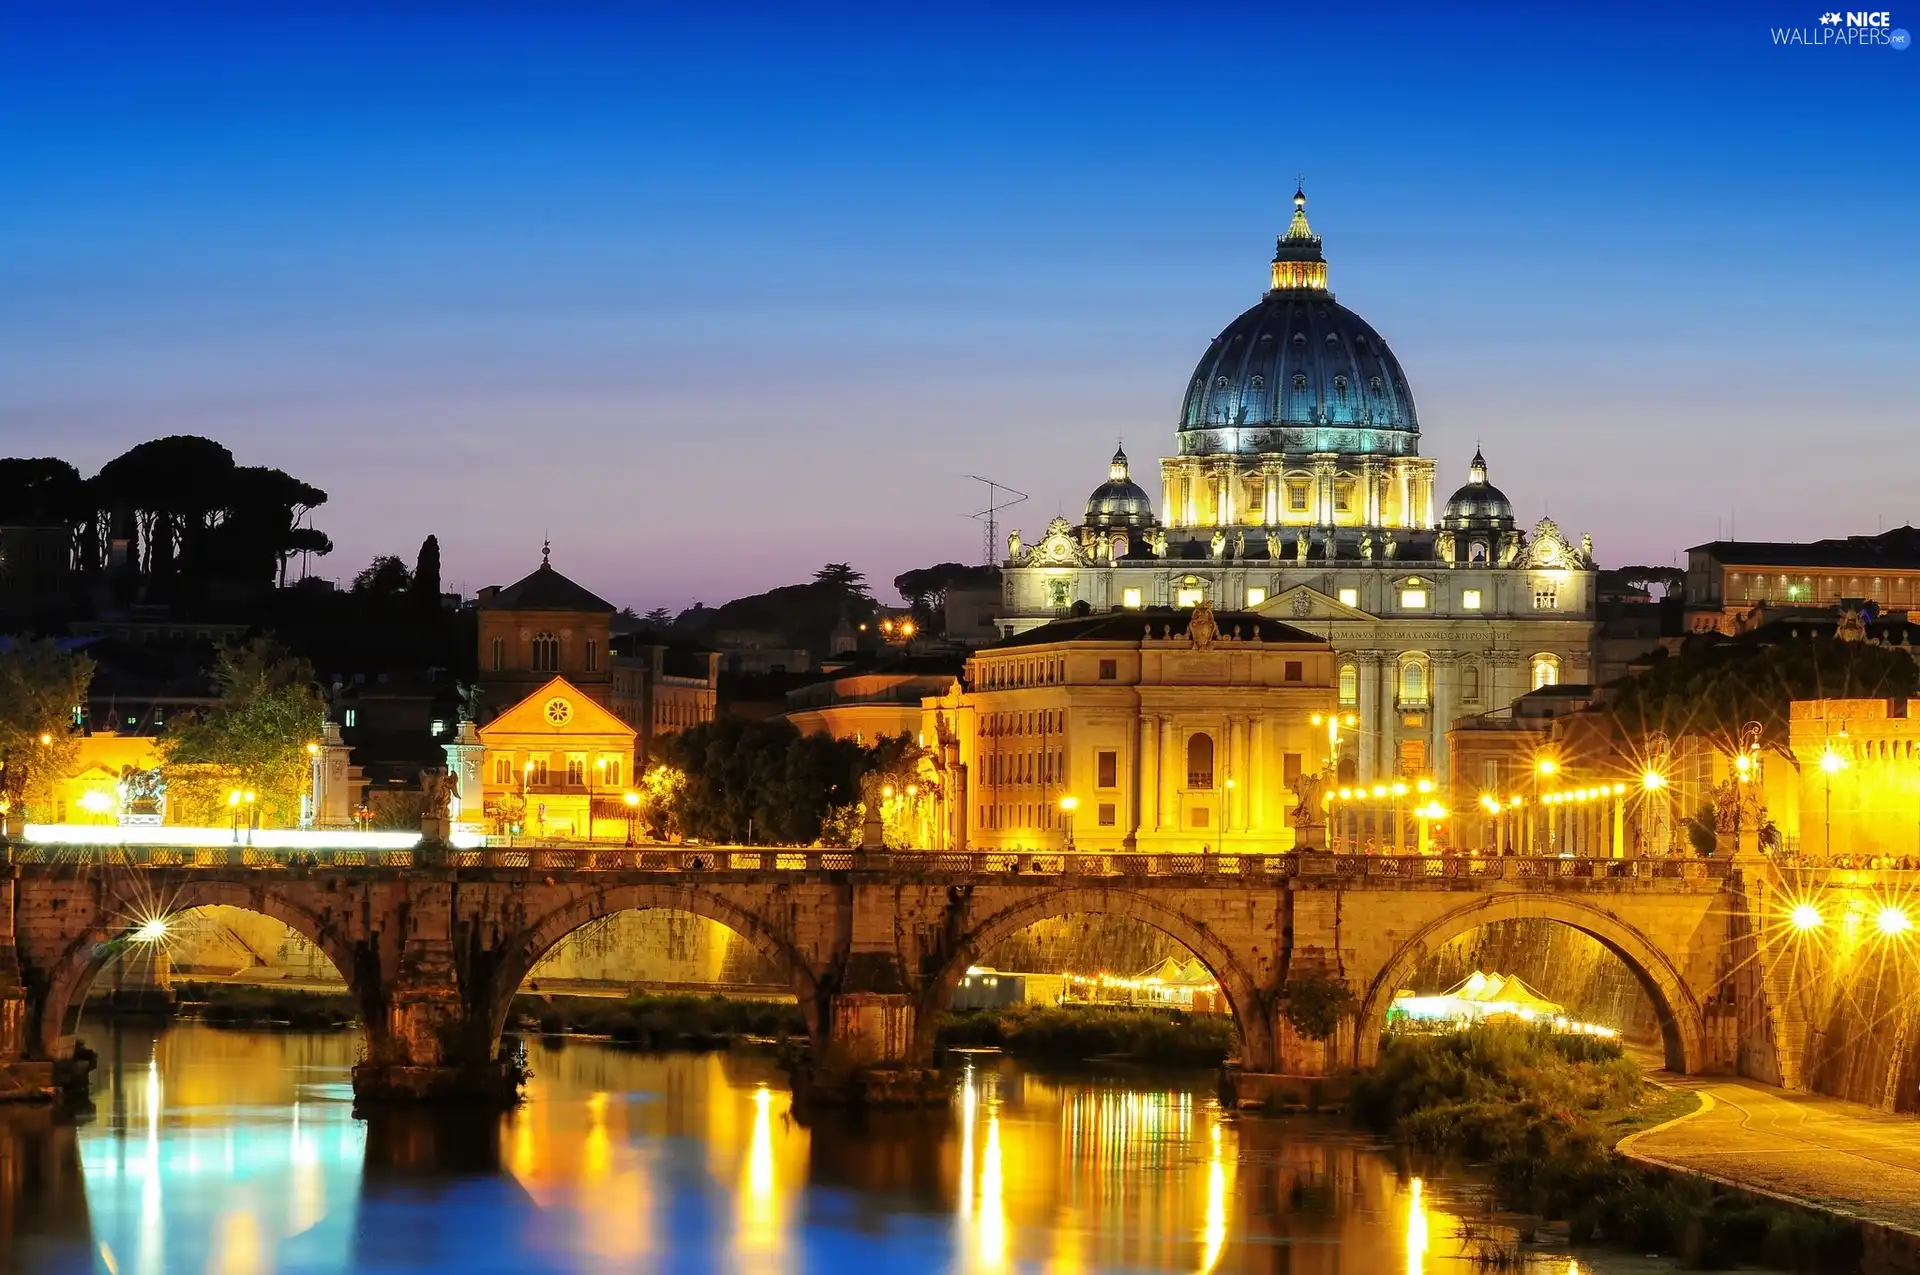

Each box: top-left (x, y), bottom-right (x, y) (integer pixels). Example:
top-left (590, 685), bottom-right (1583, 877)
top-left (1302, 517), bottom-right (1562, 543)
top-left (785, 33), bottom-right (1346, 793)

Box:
top-left (1269, 187), bottom-right (1329, 294)
top-left (1084, 444), bottom-right (1157, 532)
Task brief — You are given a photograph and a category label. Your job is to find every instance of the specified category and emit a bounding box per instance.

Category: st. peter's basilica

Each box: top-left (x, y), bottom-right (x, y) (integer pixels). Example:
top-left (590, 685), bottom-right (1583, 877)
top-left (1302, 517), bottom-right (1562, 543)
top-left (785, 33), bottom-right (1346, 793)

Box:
top-left (999, 191), bottom-right (1595, 783)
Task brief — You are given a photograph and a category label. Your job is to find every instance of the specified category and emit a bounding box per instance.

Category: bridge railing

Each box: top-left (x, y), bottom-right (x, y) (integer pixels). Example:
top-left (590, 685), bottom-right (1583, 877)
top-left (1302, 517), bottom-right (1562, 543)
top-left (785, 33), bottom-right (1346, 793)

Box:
top-left (5, 841), bottom-right (1731, 882)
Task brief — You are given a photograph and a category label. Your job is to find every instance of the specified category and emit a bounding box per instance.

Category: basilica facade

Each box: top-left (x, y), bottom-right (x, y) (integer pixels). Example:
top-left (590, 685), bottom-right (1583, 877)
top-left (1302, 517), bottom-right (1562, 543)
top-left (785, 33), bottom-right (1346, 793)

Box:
top-left (999, 192), bottom-right (1595, 781)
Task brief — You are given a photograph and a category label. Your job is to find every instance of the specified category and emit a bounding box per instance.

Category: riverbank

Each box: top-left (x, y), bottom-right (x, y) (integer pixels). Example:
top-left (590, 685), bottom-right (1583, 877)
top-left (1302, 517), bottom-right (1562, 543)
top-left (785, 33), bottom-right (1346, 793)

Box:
top-left (509, 992), bottom-right (807, 1049)
top-left (87, 982), bottom-right (360, 1030)
top-left (936, 1005), bottom-right (1235, 1068)
top-left (1352, 1024), bottom-right (1864, 1272)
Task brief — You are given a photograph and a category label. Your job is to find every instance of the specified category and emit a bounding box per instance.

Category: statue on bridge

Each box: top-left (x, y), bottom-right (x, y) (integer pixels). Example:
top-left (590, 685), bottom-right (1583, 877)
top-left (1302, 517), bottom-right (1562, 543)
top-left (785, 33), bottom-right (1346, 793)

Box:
top-left (1288, 770), bottom-right (1328, 850)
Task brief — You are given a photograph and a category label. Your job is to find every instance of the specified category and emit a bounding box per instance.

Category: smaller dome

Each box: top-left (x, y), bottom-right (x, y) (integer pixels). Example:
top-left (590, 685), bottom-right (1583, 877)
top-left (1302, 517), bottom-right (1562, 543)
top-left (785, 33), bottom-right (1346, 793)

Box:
top-left (1440, 448), bottom-right (1516, 533)
top-left (1085, 445), bottom-right (1156, 530)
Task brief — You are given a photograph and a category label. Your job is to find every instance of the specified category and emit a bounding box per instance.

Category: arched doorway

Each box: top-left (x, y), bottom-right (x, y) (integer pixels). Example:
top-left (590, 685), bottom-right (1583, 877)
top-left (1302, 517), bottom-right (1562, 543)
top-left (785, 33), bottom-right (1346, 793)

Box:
top-left (1354, 894), bottom-right (1706, 1074)
top-left (35, 882), bottom-right (364, 1062)
top-left (486, 885), bottom-right (822, 1054)
top-left (916, 888), bottom-right (1271, 1071)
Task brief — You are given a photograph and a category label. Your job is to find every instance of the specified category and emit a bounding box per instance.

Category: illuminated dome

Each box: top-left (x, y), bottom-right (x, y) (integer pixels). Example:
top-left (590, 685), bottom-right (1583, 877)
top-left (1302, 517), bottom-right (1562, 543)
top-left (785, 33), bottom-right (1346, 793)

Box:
top-left (1440, 450), bottom-right (1515, 532)
top-left (1084, 445), bottom-right (1156, 529)
top-left (1177, 190), bottom-right (1418, 457)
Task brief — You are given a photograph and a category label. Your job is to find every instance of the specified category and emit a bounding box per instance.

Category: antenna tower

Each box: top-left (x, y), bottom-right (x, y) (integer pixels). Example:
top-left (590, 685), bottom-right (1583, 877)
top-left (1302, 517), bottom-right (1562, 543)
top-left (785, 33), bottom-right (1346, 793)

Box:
top-left (967, 475), bottom-right (1029, 566)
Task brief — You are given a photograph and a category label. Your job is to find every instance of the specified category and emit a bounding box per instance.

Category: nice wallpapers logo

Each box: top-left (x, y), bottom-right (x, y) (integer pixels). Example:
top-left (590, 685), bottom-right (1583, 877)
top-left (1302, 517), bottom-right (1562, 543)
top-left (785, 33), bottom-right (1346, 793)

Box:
top-left (1772, 9), bottom-right (1911, 47)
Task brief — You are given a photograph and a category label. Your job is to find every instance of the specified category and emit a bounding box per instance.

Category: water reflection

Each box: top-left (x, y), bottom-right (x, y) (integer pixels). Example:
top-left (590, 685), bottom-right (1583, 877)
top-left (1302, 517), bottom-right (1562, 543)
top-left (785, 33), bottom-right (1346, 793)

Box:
top-left (0, 1023), bottom-right (1675, 1273)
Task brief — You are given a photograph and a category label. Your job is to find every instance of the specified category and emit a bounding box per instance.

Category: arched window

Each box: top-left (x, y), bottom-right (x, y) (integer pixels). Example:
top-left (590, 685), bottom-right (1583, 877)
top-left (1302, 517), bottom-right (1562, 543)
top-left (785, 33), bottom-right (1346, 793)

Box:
top-left (1292, 372), bottom-right (1308, 392)
top-left (1399, 659), bottom-right (1427, 705)
top-left (1531, 653), bottom-right (1561, 690)
top-left (1338, 663), bottom-right (1358, 705)
top-left (531, 632), bottom-right (559, 672)
top-left (1186, 733), bottom-right (1215, 789)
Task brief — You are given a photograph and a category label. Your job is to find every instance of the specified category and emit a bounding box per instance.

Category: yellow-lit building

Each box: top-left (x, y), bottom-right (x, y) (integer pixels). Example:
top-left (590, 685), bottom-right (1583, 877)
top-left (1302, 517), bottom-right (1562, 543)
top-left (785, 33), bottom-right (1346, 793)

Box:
top-left (922, 603), bottom-right (1336, 853)
top-left (472, 676), bottom-right (638, 840)
top-left (55, 733), bottom-right (163, 824)
top-left (1790, 697), bottom-right (1920, 862)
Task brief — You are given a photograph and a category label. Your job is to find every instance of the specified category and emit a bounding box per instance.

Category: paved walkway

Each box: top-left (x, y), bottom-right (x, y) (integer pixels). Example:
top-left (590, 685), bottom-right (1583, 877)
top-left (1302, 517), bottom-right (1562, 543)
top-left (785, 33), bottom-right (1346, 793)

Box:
top-left (1621, 1076), bottom-right (1920, 1236)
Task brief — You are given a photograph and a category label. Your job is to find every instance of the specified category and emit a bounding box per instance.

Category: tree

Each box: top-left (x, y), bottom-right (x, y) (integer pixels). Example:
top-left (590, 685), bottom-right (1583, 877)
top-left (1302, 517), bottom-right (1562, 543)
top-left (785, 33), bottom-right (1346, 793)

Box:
top-left (894, 562), bottom-right (998, 612)
top-left (0, 640), bottom-right (94, 820)
top-left (411, 535), bottom-right (443, 616)
top-left (812, 563), bottom-right (872, 600)
top-left (653, 718), bottom-right (886, 845)
top-left (352, 554), bottom-right (412, 602)
top-left (161, 639), bottom-right (327, 827)
top-left (1616, 565), bottom-right (1686, 599)
top-left (643, 607), bottom-right (674, 629)
top-left (1605, 630), bottom-right (1919, 760)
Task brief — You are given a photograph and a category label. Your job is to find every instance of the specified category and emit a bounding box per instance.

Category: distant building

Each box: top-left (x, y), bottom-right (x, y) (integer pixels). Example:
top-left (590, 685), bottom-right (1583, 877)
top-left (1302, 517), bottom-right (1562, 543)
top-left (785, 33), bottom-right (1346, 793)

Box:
top-left (920, 604), bottom-right (1336, 853)
top-left (784, 659), bottom-right (961, 744)
top-left (996, 192), bottom-right (1597, 781)
top-left (462, 675), bottom-right (637, 840)
top-left (1685, 526), bottom-right (1920, 635)
top-left (475, 546), bottom-right (717, 760)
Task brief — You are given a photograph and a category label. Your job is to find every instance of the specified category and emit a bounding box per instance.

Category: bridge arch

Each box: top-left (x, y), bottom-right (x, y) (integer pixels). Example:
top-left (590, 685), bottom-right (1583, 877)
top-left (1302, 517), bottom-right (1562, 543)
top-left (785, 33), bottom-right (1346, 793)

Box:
top-left (915, 887), bottom-right (1274, 1072)
top-left (36, 880), bottom-right (364, 1060)
top-left (1354, 892), bottom-right (1707, 1075)
top-left (485, 884), bottom-right (822, 1050)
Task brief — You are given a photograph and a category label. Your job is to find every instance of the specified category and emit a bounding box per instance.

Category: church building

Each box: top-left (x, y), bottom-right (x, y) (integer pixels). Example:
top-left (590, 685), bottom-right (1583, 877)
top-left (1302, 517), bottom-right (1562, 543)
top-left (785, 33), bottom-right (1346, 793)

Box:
top-left (998, 191), bottom-right (1596, 781)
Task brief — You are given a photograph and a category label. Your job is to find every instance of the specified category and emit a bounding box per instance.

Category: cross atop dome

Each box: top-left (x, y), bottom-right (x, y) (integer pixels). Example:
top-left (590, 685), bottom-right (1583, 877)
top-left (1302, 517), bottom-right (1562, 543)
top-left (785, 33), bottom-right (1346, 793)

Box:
top-left (1468, 447), bottom-right (1489, 484)
top-left (1269, 186), bottom-right (1328, 294)
top-left (1110, 443), bottom-right (1130, 482)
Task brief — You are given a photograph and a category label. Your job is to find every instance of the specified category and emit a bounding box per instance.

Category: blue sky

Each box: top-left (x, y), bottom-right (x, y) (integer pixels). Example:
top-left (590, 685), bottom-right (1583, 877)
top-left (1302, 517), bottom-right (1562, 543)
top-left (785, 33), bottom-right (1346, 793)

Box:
top-left (0, 2), bottom-right (1913, 608)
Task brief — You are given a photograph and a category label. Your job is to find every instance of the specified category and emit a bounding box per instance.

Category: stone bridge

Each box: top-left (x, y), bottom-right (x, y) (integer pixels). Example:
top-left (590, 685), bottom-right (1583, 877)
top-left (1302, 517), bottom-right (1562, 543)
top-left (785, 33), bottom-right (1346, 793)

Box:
top-left (0, 840), bottom-right (1871, 1106)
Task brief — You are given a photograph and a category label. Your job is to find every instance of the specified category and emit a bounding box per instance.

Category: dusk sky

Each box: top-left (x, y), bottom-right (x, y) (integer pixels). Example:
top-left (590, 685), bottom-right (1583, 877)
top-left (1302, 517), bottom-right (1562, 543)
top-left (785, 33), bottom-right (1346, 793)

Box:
top-left (1, 2), bottom-right (1913, 611)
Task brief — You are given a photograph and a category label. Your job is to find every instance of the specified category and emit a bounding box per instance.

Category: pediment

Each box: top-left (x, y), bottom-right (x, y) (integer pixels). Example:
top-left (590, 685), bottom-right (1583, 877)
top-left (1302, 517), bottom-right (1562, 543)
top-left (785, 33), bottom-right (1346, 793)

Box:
top-left (1255, 585), bottom-right (1374, 622)
top-left (479, 677), bottom-right (635, 740)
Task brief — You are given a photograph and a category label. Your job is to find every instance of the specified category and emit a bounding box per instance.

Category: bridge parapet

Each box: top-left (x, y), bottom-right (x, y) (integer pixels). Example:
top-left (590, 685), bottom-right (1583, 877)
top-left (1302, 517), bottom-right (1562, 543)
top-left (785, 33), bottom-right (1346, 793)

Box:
top-left (7, 841), bottom-right (1732, 888)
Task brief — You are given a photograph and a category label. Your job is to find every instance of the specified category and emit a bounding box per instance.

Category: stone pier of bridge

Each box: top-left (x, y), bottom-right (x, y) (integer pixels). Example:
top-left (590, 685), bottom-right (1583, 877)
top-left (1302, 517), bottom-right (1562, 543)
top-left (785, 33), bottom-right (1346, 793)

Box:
top-left (0, 840), bottom-right (1891, 1109)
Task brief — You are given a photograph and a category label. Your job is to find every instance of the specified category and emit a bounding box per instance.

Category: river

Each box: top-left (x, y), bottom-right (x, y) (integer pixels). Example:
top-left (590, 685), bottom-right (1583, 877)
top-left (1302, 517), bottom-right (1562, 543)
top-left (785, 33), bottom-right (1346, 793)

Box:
top-left (0, 1023), bottom-right (1693, 1274)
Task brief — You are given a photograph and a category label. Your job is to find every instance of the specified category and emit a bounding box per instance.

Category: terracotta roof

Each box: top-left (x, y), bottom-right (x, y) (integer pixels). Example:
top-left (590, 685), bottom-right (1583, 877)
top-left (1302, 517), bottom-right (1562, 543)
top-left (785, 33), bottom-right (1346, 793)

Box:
top-left (478, 563), bottom-right (613, 613)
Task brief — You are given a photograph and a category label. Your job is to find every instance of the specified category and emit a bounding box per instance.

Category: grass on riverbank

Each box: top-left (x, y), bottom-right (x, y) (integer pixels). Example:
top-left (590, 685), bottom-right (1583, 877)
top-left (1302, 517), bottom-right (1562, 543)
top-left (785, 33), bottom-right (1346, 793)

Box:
top-left (1352, 1024), bottom-right (1862, 1273)
top-left (511, 993), bottom-right (807, 1049)
top-left (938, 1005), bottom-right (1235, 1068)
top-left (172, 982), bottom-right (358, 1029)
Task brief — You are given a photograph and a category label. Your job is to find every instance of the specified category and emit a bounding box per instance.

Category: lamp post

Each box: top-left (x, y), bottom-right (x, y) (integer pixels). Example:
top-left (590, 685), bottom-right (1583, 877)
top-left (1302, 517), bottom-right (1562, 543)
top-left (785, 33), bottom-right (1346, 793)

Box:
top-left (623, 789), bottom-right (640, 846)
top-left (1820, 738), bottom-right (1848, 860)
top-left (1533, 757), bottom-right (1559, 853)
top-left (1059, 795), bottom-right (1078, 853)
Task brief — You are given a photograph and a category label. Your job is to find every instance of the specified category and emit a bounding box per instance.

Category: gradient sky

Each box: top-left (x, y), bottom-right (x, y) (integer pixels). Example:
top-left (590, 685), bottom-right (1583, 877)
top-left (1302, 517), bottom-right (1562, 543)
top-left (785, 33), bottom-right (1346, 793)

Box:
top-left (1, 2), bottom-right (1914, 610)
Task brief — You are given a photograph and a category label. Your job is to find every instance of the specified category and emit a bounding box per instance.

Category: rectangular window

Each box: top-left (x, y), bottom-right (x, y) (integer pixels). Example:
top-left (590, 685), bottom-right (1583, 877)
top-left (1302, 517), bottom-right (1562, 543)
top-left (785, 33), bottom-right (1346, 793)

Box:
top-left (1098, 659), bottom-right (1118, 681)
top-left (1191, 807), bottom-right (1210, 828)
top-left (1334, 482), bottom-right (1353, 513)
top-left (1400, 588), bottom-right (1428, 609)
top-left (1462, 589), bottom-right (1483, 611)
top-left (1534, 588), bottom-right (1559, 610)
top-left (1338, 587), bottom-right (1359, 608)
top-left (1096, 751), bottom-right (1118, 789)
top-left (1284, 660), bottom-right (1303, 682)
top-left (494, 756), bottom-right (512, 785)
top-left (1245, 586), bottom-right (1267, 607)
top-left (491, 636), bottom-right (505, 671)
top-left (344, 709), bottom-right (357, 727)
top-left (528, 757), bottom-right (549, 785)
top-left (566, 755), bottom-right (586, 786)
top-left (1483, 759), bottom-right (1502, 790)
top-left (1121, 587), bottom-right (1143, 609)
top-left (1288, 483), bottom-right (1309, 512)
top-left (1284, 752), bottom-right (1303, 786)
top-left (586, 640), bottom-right (599, 672)
top-left (1175, 587), bottom-right (1205, 608)
top-left (1097, 803), bottom-right (1116, 827)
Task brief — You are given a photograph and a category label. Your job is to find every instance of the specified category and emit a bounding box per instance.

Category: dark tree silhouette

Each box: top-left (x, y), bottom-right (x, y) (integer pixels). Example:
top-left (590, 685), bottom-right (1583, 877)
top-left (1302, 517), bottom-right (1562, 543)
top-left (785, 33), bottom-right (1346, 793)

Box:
top-left (352, 555), bottom-right (412, 602)
top-left (412, 535), bottom-right (443, 615)
top-left (812, 563), bottom-right (872, 599)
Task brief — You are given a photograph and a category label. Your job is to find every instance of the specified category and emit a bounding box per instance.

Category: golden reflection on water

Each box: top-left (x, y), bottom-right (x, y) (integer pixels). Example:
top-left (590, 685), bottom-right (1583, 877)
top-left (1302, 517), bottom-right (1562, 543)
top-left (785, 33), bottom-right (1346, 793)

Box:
top-left (14, 1026), bottom-right (1624, 1274)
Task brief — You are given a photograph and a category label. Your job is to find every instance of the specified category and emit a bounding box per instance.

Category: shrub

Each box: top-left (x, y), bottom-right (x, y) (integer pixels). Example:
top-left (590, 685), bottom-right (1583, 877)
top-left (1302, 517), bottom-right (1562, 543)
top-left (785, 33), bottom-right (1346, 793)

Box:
top-left (1280, 970), bottom-right (1355, 1042)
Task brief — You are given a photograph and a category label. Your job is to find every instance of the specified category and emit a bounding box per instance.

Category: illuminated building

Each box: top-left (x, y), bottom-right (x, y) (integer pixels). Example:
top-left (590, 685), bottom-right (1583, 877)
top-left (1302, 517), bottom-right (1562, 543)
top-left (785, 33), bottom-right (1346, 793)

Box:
top-left (998, 190), bottom-right (1596, 780)
top-left (921, 604), bottom-right (1336, 851)
top-left (1789, 696), bottom-right (1920, 860)
top-left (475, 543), bottom-right (717, 760)
top-left (1685, 525), bottom-right (1920, 635)
top-left (468, 676), bottom-right (638, 840)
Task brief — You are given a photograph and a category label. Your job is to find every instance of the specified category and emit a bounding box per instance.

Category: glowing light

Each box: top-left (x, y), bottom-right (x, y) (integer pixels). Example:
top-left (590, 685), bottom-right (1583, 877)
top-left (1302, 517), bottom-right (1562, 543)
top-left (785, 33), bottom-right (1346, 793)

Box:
top-left (623, 790), bottom-right (640, 807)
top-left (37, 732), bottom-right (51, 746)
top-left (133, 916), bottom-right (169, 943)
top-left (1372, 784), bottom-right (1388, 798)
top-left (1058, 795), bottom-right (1078, 813)
top-left (306, 742), bottom-right (320, 756)
top-left (1535, 757), bottom-right (1558, 777)
top-left (1416, 778), bottom-right (1434, 794)
top-left (1790, 904), bottom-right (1824, 932)
top-left (1642, 769), bottom-right (1666, 791)
top-left (1821, 749), bottom-right (1848, 775)
top-left (77, 790), bottom-right (115, 814)
top-left (1735, 753), bottom-right (1753, 778)
top-left (1406, 1176), bottom-right (1429, 1275)
top-left (1200, 1121), bottom-right (1227, 1273)
top-left (1877, 907), bottom-right (1912, 937)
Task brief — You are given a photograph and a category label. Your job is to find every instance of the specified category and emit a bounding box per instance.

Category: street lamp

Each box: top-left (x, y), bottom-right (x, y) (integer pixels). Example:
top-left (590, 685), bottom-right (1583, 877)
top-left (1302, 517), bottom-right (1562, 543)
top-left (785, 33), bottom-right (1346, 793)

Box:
top-left (1059, 795), bottom-right (1078, 852)
top-left (623, 789), bottom-right (640, 846)
top-left (1532, 756), bottom-right (1559, 852)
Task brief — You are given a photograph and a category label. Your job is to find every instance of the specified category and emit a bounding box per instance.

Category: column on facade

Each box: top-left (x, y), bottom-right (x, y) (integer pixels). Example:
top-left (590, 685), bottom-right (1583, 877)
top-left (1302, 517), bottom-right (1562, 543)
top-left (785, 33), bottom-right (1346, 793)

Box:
top-left (1261, 461), bottom-right (1281, 525)
top-left (1135, 715), bottom-right (1157, 840)
top-left (1351, 653), bottom-right (1376, 780)
top-left (1356, 458), bottom-right (1376, 527)
top-left (1427, 652), bottom-right (1452, 784)
top-left (1162, 463), bottom-right (1181, 529)
top-left (1248, 717), bottom-right (1264, 834)
top-left (1183, 460), bottom-right (1203, 526)
top-left (1376, 650), bottom-right (1397, 780)
top-left (1211, 461), bottom-right (1236, 527)
top-left (1159, 716), bottom-right (1178, 832)
top-left (1312, 454), bottom-right (1337, 528)
top-left (1393, 460), bottom-right (1411, 529)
